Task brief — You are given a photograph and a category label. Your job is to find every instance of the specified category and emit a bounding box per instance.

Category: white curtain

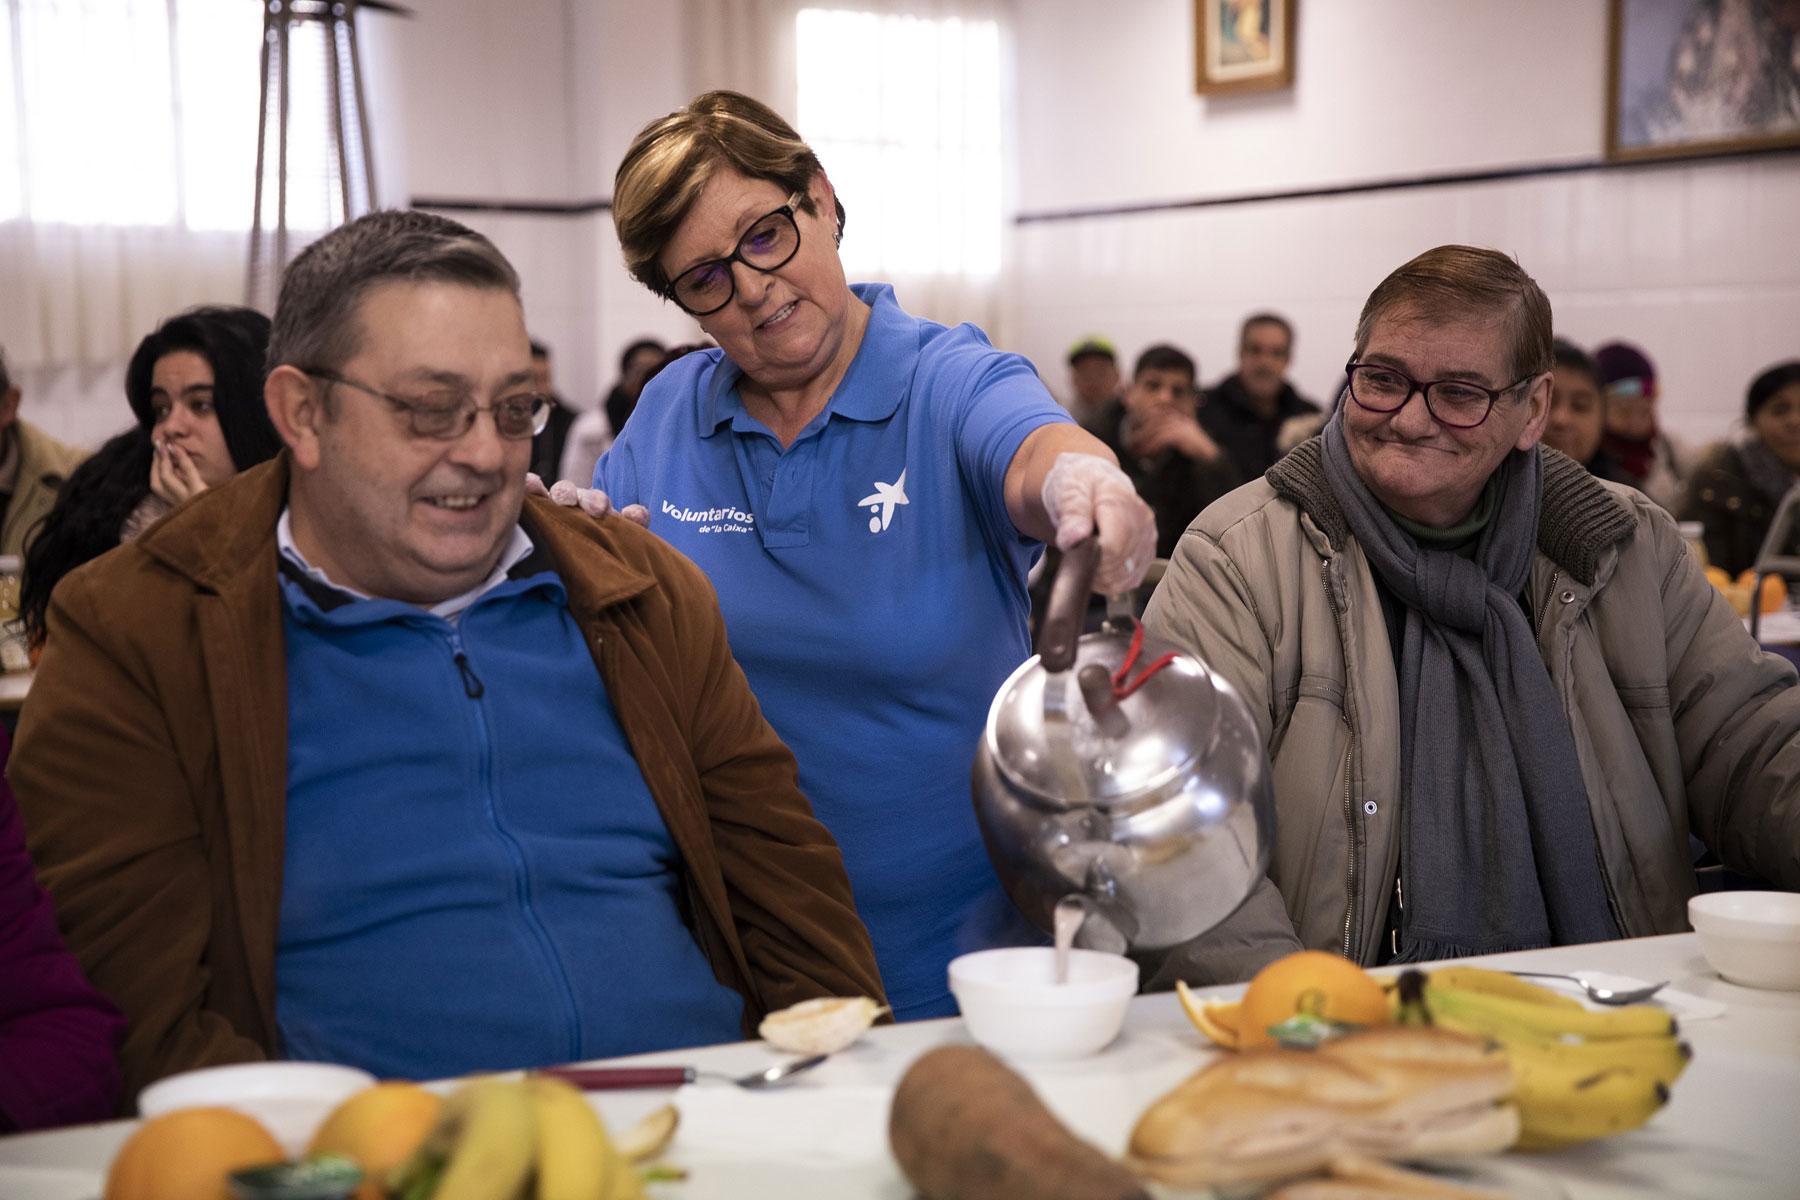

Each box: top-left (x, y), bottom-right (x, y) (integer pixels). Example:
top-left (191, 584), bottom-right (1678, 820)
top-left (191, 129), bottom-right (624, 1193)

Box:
top-left (0, 0), bottom-right (403, 445)
top-left (680, 0), bottom-right (1012, 342)
top-left (0, 0), bottom-right (262, 382)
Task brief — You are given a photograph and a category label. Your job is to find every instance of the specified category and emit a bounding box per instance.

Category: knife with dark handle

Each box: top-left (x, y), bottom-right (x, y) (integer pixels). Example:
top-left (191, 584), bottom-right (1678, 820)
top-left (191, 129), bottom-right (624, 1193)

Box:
top-left (536, 1064), bottom-right (696, 1089)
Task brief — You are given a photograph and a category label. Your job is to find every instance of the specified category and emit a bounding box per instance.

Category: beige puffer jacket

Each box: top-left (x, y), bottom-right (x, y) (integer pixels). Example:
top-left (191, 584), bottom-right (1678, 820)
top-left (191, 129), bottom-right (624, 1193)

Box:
top-left (1140, 440), bottom-right (1800, 985)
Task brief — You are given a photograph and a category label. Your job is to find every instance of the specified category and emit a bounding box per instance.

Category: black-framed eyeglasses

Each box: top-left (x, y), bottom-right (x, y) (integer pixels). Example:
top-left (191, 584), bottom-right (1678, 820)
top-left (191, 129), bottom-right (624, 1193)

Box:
top-left (664, 194), bottom-right (805, 316)
top-left (1343, 361), bottom-right (1538, 430)
top-left (301, 368), bottom-right (551, 440)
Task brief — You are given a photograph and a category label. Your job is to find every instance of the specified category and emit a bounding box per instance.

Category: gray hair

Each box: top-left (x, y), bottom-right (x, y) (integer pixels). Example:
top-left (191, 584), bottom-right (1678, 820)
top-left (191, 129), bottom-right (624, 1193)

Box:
top-left (267, 210), bottom-right (520, 375)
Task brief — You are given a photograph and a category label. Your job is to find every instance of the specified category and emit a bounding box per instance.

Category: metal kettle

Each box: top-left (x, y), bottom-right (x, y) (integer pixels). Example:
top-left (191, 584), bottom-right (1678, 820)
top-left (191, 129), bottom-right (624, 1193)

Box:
top-left (972, 540), bottom-right (1275, 953)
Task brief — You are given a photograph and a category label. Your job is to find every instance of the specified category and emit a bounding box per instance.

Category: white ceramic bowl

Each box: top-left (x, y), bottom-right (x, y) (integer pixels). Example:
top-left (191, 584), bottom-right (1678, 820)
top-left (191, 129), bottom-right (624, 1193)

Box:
top-left (137, 1061), bottom-right (376, 1155)
top-left (1689, 891), bottom-right (1800, 990)
top-left (949, 946), bottom-right (1139, 1061)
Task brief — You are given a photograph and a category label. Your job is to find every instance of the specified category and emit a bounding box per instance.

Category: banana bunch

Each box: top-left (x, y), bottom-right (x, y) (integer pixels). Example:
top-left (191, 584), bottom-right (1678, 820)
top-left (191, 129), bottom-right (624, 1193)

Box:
top-left (1393, 966), bottom-right (1690, 1152)
top-left (388, 1076), bottom-right (645, 1200)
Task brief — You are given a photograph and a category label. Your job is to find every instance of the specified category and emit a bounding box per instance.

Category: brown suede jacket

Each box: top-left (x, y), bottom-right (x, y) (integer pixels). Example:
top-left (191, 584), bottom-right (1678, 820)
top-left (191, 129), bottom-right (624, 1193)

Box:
top-left (12, 456), bottom-right (884, 1103)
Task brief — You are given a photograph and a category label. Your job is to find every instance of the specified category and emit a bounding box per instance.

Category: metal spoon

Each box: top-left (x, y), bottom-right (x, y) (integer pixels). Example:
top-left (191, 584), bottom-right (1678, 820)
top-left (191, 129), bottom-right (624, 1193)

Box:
top-left (538, 1053), bottom-right (828, 1091)
top-left (1509, 971), bottom-right (1669, 1005)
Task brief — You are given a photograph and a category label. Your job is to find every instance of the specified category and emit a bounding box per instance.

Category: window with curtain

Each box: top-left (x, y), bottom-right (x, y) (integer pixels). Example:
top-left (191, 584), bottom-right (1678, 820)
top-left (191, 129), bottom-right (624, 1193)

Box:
top-left (0, 0), bottom-right (262, 230)
top-left (0, 0), bottom-right (351, 399)
top-left (794, 7), bottom-right (1002, 282)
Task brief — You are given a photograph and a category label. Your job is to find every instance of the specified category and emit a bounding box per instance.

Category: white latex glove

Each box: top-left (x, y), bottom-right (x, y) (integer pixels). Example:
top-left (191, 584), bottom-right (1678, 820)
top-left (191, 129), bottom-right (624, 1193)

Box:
top-left (524, 472), bottom-right (650, 527)
top-left (1040, 452), bottom-right (1156, 594)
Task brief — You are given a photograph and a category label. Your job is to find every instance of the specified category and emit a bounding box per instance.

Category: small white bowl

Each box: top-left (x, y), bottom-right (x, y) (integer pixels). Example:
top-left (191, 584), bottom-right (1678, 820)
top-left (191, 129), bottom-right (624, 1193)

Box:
top-left (949, 946), bottom-right (1139, 1061)
top-left (137, 1061), bottom-right (376, 1155)
top-left (1689, 891), bottom-right (1800, 990)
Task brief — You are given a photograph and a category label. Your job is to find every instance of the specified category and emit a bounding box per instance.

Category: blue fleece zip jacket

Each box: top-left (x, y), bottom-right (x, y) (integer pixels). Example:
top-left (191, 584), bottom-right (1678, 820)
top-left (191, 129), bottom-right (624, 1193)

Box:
top-left (272, 545), bottom-right (742, 1080)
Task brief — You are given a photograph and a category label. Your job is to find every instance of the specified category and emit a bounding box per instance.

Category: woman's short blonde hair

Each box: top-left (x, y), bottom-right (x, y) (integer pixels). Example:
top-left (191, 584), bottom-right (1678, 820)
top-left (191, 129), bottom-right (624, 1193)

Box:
top-left (612, 90), bottom-right (845, 297)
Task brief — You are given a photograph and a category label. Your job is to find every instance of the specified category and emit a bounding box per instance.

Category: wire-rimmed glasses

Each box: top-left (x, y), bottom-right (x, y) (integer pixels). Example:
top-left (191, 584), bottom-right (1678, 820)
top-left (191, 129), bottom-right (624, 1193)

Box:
top-left (1344, 360), bottom-right (1537, 429)
top-left (301, 368), bottom-right (551, 440)
top-left (665, 194), bottom-right (805, 316)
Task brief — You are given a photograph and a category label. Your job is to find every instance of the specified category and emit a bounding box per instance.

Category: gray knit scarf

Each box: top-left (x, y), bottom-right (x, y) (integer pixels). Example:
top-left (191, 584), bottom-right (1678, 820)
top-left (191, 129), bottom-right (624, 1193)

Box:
top-left (1321, 416), bottom-right (1619, 959)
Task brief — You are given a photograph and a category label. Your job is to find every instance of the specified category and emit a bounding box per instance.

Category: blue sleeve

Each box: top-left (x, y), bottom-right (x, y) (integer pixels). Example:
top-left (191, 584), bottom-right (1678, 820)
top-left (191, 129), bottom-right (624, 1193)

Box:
top-left (942, 339), bottom-right (1072, 549)
top-left (591, 437), bottom-right (635, 504)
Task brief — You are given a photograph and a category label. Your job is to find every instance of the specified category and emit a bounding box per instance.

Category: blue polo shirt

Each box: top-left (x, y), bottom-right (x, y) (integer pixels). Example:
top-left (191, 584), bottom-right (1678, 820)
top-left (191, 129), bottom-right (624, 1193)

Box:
top-left (595, 283), bottom-right (1070, 1018)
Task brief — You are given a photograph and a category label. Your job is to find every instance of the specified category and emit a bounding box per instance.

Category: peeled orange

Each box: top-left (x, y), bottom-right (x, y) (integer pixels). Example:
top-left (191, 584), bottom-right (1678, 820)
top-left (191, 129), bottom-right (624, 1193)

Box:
top-left (1235, 950), bottom-right (1390, 1049)
top-left (1176, 980), bottom-right (1243, 1049)
top-left (104, 1106), bottom-right (284, 1200)
top-left (308, 1082), bottom-right (441, 1200)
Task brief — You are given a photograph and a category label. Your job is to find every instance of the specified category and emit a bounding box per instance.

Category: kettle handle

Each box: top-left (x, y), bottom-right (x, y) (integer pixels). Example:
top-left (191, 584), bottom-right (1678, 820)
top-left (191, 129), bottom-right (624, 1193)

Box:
top-left (1039, 537), bottom-right (1100, 673)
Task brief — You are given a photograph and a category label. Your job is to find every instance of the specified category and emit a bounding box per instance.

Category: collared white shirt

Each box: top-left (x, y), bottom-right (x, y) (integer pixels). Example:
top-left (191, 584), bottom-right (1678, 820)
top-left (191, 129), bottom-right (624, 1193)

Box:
top-left (276, 507), bottom-right (536, 623)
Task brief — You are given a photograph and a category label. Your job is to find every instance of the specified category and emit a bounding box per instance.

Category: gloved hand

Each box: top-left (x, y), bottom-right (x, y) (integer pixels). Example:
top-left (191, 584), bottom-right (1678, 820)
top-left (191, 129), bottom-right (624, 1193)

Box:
top-left (1040, 452), bottom-right (1156, 594)
top-left (524, 473), bottom-right (651, 527)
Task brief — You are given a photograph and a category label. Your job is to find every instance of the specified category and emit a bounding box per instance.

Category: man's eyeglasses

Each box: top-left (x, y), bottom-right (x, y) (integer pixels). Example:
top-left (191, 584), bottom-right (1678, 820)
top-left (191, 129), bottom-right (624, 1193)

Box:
top-left (1344, 361), bottom-right (1538, 430)
top-left (302, 368), bottom-right (551, 440)
top-left (665, 194), bottom-right (805, 316)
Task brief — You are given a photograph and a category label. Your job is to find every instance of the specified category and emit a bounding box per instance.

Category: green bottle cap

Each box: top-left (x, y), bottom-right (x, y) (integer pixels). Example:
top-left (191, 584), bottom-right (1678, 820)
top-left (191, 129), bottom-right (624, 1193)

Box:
top-left (228, 1153), bottom-right (364, 1200)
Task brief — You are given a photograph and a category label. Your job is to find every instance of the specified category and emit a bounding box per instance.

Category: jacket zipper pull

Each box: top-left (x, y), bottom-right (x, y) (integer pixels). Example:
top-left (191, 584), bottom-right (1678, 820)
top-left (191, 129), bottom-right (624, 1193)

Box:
top-left (454, 651), bottom-right (485, 699)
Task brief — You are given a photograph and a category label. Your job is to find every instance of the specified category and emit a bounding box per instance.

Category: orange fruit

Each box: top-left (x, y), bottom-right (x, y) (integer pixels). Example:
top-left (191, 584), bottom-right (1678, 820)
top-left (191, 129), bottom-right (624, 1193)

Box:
top-left (1735, 570), bottom-right (1788, 613)
top-left (104, 1106), bottom-right (284, 1200)
top-left (1235, 950), bottom-right (1390, 1049)
top-left (308, 1082), bottom-right (441, 1200)
top-left (1176, 980), bottom-right (1242, 1049)
top-left (1704, 566), bottom-right (1733, 592)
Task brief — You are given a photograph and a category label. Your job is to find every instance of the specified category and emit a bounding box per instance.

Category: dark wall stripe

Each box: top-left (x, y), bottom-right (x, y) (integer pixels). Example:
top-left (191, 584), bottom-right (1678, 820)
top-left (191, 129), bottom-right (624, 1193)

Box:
top-left (1014, 144), bottom-right (1800, 225)
top-left (404, 143), bottom-right (1798, 224)
top-left (410, 196), bottom-right (611, 216)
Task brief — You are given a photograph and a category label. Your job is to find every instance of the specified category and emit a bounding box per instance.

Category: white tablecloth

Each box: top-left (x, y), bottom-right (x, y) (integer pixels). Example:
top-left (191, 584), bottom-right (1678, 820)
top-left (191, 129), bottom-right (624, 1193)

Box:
top-left (3, 933), bottom-right (1796, 1199)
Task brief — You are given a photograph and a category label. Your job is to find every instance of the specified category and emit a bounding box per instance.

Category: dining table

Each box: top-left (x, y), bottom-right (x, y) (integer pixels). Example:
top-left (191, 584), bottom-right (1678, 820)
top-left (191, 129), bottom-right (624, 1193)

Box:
top-left (2, 932), bottom-right (1796, 1199)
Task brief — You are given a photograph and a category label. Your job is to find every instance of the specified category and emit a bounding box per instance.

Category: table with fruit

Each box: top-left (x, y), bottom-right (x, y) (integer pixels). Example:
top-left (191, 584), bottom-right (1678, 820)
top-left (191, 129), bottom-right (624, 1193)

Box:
top-left (1, 932), bottom-right (1795, 1199)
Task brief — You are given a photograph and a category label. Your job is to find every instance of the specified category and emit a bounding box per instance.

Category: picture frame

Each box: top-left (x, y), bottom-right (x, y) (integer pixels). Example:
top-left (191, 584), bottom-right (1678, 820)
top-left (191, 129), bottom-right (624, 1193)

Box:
top-left (1194, 0), bottom-right (1297, 97)
top-left (1606, 0), bottom-right (1800, 162)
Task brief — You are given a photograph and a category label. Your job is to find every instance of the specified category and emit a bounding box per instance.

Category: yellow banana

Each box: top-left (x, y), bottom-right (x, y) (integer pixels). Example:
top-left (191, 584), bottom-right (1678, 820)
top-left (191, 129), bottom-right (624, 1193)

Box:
top-left (393, 1076), bottom-right (537, 1200)
top-left (1426, 966), bottom-right (1584, 1010)
top-left (1425, 981), bottom-right (1676, 1042)
top-left (1512, 1064), bottom-right (1672, 1150)
top-left (1503, 1029), bottom-right (1690, 1089)
top-left (1389, 968), bottom-right (1690, 1150)
top-left (526, 1076), bottom-right (642, 1200)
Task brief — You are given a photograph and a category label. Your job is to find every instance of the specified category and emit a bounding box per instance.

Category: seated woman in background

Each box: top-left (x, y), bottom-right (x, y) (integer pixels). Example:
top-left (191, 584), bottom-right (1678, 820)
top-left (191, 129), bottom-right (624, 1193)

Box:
top-left (1679, 361), bottom-right (1800, 578)
top-left (1543, 339), bottom-right (1633, 486)
top-left (0, 725), bottom-right (125, 1130)
top-left (19, 305), bottom-right (281, 649)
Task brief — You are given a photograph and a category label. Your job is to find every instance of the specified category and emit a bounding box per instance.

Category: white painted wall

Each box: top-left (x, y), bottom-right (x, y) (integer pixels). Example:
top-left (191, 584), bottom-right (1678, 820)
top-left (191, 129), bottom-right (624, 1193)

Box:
top-left (1004, 0), bottom-right (1800, 449)
top-left (16, 1), bottom-right (1796, 462)
top-left (396, 0), bottom-right (700, 435)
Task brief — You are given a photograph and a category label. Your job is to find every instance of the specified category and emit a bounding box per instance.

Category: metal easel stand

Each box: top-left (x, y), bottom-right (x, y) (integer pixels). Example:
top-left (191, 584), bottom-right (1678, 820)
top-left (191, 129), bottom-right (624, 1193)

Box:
top-left (245, 0), bottom-right (411, 312)
top-left (1748, 481), bottom-right (1800, 643)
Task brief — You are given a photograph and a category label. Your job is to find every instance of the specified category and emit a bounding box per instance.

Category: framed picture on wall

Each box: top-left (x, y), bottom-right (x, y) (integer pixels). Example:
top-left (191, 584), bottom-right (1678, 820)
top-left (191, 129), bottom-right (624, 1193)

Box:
top-left (1194, 0), bottom-right (1297, 96)
top-left (1607, 0), bottom-right (1800, 162)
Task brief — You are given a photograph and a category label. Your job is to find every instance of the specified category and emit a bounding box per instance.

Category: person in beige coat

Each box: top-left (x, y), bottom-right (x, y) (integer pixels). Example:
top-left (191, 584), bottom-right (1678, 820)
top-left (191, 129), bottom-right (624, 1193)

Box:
top-left (0, 347), bottom-right (88, 559)
top-left (1143, 246), bottom-right (1800, 986)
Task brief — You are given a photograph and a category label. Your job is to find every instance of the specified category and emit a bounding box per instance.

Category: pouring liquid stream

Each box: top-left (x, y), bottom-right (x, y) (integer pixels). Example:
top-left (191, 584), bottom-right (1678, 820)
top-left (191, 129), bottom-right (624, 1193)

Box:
top-left (1052, 894), bottom-right (1090, 985)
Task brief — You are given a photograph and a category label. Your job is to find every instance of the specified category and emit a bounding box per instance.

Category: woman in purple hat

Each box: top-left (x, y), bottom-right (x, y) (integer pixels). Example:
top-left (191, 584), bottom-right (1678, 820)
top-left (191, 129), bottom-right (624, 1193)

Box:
top-left (1593, 341), bottom-right (1689, 510)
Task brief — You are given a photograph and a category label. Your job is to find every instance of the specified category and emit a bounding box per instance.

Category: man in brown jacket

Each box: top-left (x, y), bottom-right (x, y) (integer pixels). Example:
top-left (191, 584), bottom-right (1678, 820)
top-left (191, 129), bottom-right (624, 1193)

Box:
top-left (12, 211), bottom-right (883, 1100)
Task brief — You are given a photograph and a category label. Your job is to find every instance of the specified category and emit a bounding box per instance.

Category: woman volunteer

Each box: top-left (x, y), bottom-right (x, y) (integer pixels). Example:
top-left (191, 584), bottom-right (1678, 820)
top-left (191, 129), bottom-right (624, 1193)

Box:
top-left (591, 91), bottom-right (1154, 1018)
